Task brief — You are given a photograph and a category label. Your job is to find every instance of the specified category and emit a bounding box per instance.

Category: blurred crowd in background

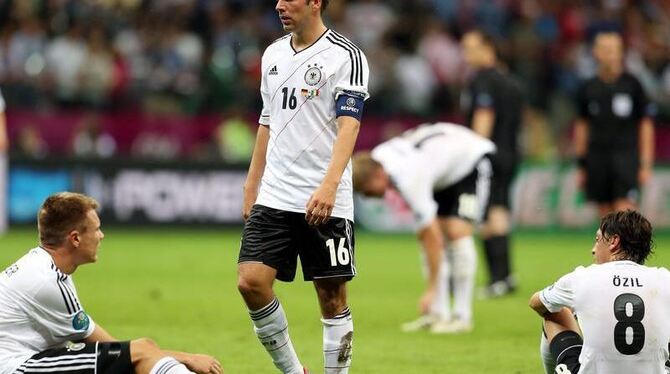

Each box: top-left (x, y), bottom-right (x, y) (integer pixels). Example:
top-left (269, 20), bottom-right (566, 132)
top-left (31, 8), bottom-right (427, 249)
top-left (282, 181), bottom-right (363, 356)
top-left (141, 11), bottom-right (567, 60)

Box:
top-left (0, 0), bottom-right (669, 161)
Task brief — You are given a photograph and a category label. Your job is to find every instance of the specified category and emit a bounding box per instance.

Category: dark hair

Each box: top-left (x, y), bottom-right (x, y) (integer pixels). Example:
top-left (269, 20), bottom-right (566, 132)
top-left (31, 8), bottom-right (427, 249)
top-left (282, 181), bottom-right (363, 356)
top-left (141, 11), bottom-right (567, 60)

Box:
top-left (38, 192), bottom-right (99, 247)
top-left (599, 210), bottom-right (654, 264)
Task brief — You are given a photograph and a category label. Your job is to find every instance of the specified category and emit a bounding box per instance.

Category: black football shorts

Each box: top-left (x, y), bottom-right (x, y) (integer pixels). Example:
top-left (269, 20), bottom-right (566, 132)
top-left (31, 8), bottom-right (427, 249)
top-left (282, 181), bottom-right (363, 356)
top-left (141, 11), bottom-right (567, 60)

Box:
top-left (239, 205), bottom-right (356, 282)
top-left (15, 342), bottom-right (132, 374)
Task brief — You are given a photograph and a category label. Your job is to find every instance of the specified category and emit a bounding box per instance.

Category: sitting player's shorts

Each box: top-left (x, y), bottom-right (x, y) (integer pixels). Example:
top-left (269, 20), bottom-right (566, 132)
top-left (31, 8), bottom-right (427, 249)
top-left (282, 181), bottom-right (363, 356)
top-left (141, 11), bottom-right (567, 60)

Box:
top-left (586, 150), bottom-right (639, 203)
top-left (433, 155), bottom-right (492, 223)
top-left (15, 341), bottom-right (132, 374)
top-left (550, 331), bottom-right (583, 374)
top-left (239, 205), bottom-right (356, 282)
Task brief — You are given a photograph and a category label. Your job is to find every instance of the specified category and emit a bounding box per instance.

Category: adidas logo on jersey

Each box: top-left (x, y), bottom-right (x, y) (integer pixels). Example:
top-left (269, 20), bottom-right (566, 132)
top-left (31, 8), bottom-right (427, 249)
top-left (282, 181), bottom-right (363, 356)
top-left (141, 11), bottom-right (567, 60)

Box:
top-left (269, 66), bottom-right (278, 75)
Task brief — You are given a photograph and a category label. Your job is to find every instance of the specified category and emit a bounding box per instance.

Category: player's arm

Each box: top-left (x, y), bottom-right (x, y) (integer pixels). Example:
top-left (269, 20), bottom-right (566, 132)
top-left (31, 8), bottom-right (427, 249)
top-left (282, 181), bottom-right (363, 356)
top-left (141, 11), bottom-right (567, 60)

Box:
top-left (417, 219), bottom-right (444, 314)
top-left (638, 116), bottom-right (654, 185)
top-left (0, 109), bottom-right (7, 152)
top-left (471, 108), bottom-right (495, 139)
top-left (529, 292), bottom-right (551, 317)
top-left (82, 324), bottom-right (117, 343)
top-left (530, 271), bottom-right (576, 317)
top-left (306, 115), bottom-right (360, 225)
top-left (242, 124), bottom-right (270, 220)
top-left (573, 118), bottom-right (589, 187)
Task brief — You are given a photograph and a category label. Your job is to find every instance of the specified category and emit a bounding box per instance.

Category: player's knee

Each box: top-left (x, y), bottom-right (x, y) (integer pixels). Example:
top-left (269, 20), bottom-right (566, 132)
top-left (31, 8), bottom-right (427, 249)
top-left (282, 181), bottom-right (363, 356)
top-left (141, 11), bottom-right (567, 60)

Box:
top-left (130, 337), bottom-right (161, 362)
top-left (237, 275), bottom-right (265, 297)
top-left (445, 225), bottom-right (472, 242)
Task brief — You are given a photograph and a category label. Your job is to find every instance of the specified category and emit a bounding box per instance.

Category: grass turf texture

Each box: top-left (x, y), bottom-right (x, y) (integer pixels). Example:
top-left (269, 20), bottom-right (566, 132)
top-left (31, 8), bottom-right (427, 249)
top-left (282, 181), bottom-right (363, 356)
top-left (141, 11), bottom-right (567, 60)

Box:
top-left (1, 228), bottom-right (668, 373)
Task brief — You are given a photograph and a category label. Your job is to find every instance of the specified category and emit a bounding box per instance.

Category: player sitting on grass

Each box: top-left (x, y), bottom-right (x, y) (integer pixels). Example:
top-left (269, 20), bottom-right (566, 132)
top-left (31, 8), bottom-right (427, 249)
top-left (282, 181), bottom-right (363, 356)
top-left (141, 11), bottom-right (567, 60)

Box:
top-left (530, 210), bottom-right (670, 374)
top-left (0, 192), bottom-right (223, 374)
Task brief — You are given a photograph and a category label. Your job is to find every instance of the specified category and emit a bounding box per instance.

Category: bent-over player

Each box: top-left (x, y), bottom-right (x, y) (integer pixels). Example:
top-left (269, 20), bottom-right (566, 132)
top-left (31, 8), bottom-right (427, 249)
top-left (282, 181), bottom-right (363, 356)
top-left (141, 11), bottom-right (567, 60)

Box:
top-left (353, 122), bottom-right (494, 334)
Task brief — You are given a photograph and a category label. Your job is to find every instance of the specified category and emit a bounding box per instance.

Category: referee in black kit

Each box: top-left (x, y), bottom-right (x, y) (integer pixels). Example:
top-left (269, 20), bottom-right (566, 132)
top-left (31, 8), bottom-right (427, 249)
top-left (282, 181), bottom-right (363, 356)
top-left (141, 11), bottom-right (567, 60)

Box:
top-left (460, 29), bottom-right (523, 298)
top-left (574, 31), bottom-right (655, 217)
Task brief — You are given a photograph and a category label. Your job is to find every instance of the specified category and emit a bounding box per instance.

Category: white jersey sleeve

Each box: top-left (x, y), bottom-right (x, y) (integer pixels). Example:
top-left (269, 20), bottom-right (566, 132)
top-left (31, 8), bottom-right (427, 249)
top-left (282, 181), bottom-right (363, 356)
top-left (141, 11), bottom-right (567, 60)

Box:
top-left (258, 40), bottom-right (280, 126)
top-left (30, 273), bottom-right (96, 341)
top-left (395, 168), bottom-right (437, 230)
top-left (330, 37), bottom-right (370, 102)
top-left (539, 266), bottom-right (582, 313)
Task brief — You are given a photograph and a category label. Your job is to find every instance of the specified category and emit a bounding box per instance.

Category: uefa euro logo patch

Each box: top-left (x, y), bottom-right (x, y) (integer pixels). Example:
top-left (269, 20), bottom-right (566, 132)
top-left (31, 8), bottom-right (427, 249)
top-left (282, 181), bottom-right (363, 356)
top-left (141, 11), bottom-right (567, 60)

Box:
top-left (72, 311), bottom-right (90, 331)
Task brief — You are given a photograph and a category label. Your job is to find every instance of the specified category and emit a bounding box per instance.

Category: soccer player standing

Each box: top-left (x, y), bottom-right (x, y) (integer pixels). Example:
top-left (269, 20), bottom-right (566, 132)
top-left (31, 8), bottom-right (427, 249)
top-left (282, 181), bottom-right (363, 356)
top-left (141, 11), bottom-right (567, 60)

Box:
top-left (530, 210), bottom-right (670, 374)
top-left (574, 31), bottom-right (655, 217)
top-left (0, 192), bottom-right (222, 374)
top-left (461, 30), bottom-right (524, 297)
top-left (237, 0), bottom-right (369, 373)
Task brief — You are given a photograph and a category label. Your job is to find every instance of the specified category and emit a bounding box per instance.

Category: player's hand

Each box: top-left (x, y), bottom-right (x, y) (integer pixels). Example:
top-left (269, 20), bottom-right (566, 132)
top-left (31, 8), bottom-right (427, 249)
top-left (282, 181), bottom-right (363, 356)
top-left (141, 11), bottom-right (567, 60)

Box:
top-left (638, 166), bottom-right (652, 186)
top-left (419, 289), bottom-right (436, 315)
top-left (242, 187), bottom-right (258, 221)
top-left (306, 182), bottom-right (337, 225)
top-left (575, 168), bottom-right (586, 190)
top-left (183, 353), bottom-right (223, 374)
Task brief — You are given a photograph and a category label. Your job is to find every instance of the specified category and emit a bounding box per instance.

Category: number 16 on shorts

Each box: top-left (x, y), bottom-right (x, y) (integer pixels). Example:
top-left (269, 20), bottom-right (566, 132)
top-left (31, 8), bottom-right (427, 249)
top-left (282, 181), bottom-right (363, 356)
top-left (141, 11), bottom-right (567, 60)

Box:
top-left (326, 238), bottom-right (351, 267)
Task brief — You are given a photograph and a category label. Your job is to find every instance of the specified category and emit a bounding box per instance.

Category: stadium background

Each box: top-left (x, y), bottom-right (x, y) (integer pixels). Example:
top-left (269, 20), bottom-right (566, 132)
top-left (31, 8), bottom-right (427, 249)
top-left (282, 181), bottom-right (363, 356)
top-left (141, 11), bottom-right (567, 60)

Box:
top-left (1, 0), bottom-right (670, 372)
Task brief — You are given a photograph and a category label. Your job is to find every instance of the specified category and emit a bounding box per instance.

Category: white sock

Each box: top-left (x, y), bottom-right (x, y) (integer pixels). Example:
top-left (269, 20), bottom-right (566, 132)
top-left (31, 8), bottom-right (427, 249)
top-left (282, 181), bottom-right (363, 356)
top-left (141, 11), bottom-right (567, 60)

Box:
top-left (420, 251), bottom-right (450, 319)
top-left (540, 330), bottom-right (556, 374)
top-left (322, 307), bottom-right (353, 374)
top-left (450, 236), bottom-right (477, 323)
top-left (250, 298), bottom-right (303, 374)
top-left (431, 253), bottom-right (451, 320)
top-left (149, 357), bottom-right (194, 374)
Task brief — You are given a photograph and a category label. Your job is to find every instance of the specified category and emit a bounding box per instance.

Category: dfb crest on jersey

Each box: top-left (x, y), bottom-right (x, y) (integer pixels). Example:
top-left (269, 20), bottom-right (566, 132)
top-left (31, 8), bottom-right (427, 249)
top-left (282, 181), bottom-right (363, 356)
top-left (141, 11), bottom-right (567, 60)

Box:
top-left (304, 64), bottom-right (323, 86)
top-left (66, 342), bottom-right (86, 352)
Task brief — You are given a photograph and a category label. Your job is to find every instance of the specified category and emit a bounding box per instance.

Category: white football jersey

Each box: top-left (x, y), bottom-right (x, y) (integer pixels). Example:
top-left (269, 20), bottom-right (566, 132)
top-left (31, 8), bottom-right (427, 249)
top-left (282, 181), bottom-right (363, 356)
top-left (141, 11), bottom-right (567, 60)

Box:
top-left (0, 247), bottom-right (96, 374)
top-left (371, 123), bottom-right (495, 229)
top-left (256, 29), bottom-right (370, 221)
top-left (540, 261), bottom-right (670, 374)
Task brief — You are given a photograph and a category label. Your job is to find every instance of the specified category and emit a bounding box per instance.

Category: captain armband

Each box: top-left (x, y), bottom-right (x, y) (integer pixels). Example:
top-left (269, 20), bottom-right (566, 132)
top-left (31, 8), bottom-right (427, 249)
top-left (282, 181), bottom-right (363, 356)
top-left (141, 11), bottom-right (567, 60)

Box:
top-left (335, 91), bottom-right (366, 121)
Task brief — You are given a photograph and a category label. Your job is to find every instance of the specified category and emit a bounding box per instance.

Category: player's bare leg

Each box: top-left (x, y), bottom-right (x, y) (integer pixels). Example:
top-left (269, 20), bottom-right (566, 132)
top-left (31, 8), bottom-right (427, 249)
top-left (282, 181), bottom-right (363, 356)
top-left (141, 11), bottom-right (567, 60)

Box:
top-left (314, 278), bottom-right (352, 374)
top-left (131, 338), bottom-right (216, 374)
top-left (539, 308), bottom-right (582, 374)
top-left (238, 263), bottom-right (303, 374)
top-left (431, 218), bottom-right (476, 334)
top-left (480, 206), bottom-right (515, 297)
top-left (612, 198), bottom-right (636, 213)
top-left (597, 203), bottom-right (614, 217)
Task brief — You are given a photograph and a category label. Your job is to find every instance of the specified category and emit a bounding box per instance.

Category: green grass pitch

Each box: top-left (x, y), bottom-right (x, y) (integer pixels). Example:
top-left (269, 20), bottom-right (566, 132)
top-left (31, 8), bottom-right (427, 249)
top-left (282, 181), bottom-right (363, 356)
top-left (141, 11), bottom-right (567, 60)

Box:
top-left (1, 228), bottom-right (668, 373)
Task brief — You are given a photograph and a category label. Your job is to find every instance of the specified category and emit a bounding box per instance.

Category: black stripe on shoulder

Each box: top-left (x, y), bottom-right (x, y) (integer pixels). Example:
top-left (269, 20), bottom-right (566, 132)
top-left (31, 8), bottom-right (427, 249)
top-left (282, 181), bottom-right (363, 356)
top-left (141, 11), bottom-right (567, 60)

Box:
top-left (55, 274), bottom-right (73, 314)
top-left (63, 281), bottom-right (82, 312)
top-left (325, 36), bottom-right (358, 86)
top-left (330, 31), bottom-right (363, 86)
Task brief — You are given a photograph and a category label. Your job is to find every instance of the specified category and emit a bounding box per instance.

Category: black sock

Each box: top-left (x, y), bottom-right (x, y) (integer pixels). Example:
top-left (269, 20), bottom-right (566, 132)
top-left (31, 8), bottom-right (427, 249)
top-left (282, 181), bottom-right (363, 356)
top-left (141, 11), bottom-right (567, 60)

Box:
top-left (484, 235), bottom-right (510, 283)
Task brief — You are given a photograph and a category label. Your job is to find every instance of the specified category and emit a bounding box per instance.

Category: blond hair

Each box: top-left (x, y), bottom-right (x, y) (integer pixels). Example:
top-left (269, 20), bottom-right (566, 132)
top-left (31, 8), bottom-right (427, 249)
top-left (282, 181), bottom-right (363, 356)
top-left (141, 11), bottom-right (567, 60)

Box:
top-left (352, 152), bottom-right (382, 192)
top-left (38, 192), bottom-right (99, 247)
